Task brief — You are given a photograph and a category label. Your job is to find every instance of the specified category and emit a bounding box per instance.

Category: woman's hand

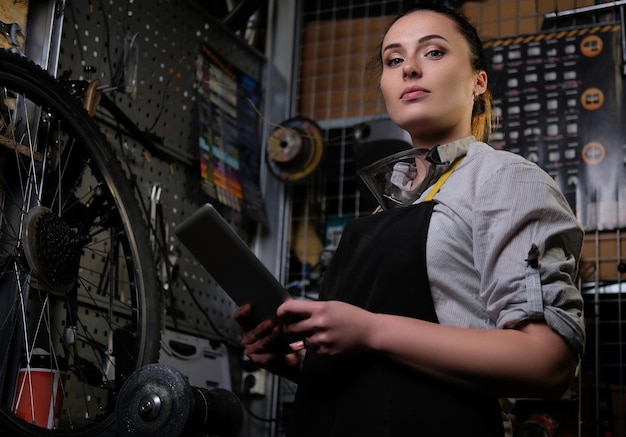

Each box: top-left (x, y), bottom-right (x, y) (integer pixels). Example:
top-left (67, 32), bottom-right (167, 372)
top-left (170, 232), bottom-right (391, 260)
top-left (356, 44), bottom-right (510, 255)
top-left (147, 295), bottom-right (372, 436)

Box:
top-left (278, 299), bottom-right (376, 357)
top-left (276, 300), bottom-right (576, 399)
top-left (233, 303), bottom-right (303, 380)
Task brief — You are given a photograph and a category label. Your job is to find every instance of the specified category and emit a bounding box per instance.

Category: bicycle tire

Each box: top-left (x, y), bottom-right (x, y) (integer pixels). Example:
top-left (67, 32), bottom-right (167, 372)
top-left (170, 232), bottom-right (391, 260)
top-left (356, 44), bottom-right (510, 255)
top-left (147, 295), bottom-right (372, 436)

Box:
top-left (0, 49), bottom-right (161, 436)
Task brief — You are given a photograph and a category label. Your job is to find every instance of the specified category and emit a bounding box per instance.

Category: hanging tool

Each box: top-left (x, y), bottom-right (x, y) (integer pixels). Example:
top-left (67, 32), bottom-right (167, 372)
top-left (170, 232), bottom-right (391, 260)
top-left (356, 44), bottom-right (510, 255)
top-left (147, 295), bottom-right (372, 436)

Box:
top-left (0, 21), bottom-right (24, 47)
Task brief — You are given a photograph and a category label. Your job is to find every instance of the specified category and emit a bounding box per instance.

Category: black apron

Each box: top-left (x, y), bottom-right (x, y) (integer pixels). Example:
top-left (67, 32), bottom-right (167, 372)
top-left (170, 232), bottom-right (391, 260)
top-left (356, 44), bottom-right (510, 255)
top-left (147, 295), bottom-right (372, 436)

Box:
top-left (286, 202), bottom-right (504, 437)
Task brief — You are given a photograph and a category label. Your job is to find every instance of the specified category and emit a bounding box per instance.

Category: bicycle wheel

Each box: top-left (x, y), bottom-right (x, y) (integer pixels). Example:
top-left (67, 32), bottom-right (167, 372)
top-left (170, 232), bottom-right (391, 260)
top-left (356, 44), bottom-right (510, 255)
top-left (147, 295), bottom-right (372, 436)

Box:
top-left (0, 50), bottom-right (161, 436)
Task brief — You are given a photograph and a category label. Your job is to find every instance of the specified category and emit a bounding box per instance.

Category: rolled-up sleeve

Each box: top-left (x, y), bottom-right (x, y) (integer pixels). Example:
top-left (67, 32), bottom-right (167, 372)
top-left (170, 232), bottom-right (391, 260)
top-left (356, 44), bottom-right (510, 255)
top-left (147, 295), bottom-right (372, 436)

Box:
top-left (473, 161), bottom-right (585, 359)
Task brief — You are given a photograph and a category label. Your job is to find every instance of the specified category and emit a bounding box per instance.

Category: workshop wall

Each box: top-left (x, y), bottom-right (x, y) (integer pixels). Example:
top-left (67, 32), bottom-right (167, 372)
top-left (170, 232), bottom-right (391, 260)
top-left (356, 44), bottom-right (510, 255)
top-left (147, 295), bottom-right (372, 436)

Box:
top-left (52, 1), bottom-right (626, 435)
top-left (57, 0), bottom-right (266, 345)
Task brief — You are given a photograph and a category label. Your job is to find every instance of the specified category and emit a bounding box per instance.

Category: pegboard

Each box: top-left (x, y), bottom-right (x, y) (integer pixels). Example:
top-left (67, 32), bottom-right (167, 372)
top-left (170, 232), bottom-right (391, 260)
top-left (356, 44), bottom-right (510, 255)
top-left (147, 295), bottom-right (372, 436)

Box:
top-left (56, 0), bottom-right (267, 343)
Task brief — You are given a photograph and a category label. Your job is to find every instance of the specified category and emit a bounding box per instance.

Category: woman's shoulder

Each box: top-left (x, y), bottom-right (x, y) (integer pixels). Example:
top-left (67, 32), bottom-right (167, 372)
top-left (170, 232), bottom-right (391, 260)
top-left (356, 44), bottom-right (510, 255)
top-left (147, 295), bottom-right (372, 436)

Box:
top-left (449, 141), bottom-right (560, 198)
top-left (428, 140), bottom-right (558, 204)
top-left (467, 140), bottom-right (530, 163)
top-left (465, 141), bottom-right (547, 176)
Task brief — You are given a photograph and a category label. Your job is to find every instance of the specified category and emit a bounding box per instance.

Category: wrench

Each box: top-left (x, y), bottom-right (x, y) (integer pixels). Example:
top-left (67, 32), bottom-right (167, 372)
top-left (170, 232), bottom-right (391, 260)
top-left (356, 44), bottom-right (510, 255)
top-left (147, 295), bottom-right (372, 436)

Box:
top-left (0, 21), bottom-right (24, 47)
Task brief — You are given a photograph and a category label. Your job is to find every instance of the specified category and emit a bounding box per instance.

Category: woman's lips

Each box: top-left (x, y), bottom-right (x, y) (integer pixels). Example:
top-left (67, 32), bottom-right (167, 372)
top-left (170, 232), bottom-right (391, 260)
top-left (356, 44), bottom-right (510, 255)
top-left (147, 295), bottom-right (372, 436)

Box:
top-left (401, 87), bottom-right (429, 101)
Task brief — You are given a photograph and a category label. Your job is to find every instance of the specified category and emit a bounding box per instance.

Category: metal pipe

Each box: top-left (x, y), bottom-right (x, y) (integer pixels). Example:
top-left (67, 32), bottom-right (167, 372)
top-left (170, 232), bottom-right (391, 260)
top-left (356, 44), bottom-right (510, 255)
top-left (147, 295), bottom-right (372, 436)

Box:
top-left (621, 5), bottom-right (626, 75)
top-left (544, 0), bottom-right (626, 19)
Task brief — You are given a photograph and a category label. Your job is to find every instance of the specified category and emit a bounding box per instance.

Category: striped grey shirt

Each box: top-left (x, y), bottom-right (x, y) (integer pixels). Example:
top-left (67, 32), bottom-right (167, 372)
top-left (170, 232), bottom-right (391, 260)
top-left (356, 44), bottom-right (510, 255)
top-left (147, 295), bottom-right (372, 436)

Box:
top-left (420, 137), bottom-right (585, 359)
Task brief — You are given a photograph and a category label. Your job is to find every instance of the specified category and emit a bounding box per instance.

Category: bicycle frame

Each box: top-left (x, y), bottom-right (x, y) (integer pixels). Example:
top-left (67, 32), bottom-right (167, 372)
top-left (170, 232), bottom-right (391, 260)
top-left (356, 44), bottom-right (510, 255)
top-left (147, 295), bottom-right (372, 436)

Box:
top-left (23, 0), bottom-right (65, 75)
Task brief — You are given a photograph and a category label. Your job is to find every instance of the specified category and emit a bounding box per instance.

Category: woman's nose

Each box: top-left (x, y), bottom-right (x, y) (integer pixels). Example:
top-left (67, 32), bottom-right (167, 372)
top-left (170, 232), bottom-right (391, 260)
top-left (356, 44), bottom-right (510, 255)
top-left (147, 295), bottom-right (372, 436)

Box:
top-left (402, 58), bottom-right (420, 79)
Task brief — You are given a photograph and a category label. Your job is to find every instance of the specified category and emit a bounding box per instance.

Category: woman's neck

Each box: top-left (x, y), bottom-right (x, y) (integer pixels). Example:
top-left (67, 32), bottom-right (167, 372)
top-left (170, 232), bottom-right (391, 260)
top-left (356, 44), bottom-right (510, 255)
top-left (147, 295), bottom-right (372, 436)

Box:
top-left (411, 131), bottom-right (473, 149)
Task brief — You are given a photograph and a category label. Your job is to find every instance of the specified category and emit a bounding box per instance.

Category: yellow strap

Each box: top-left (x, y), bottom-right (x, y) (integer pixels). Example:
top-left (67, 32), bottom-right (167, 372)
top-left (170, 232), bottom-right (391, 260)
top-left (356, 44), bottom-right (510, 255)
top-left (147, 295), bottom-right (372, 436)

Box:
top-left (423, 156), bottom-right (465, 202)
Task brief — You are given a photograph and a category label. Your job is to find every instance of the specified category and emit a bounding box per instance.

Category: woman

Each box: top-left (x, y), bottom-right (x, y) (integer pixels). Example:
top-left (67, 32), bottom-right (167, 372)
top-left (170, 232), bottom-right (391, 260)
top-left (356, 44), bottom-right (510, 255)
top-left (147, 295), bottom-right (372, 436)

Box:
top-left (235, 5), bottom-right (584, 436)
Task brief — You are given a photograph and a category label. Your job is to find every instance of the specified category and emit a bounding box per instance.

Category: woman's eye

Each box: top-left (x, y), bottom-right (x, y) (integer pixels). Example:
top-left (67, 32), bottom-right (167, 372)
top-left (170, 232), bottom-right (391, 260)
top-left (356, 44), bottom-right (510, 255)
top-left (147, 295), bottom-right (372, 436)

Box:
top-left (386, 57), bottom-right (403, 67)
top-left (426, 49), bottom-right (444, 58)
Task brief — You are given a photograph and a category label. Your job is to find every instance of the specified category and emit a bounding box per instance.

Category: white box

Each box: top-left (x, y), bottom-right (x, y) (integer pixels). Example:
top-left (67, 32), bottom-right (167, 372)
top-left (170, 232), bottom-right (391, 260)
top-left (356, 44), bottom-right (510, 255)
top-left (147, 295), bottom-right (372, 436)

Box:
top-left (159, 329), bottom-right (231, 390)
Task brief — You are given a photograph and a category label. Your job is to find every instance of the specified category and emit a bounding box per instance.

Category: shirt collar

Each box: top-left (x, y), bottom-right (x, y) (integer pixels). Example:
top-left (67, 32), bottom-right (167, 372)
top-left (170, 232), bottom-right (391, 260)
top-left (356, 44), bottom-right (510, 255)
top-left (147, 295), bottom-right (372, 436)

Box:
top-left (427, 135), bottom-right (476, 165)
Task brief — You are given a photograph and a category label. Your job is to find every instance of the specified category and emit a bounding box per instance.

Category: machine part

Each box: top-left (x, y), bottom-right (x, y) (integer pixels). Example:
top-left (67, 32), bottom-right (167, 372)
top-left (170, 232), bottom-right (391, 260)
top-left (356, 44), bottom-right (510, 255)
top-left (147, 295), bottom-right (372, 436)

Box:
top-left (517, 412), bottom-right (559, 437)
top-left (116, 363), bottom-right (192, 437)
top-left (266, 116), bottom-right (324, 183)
top-left (159, 329), bottom-right (232, 391)
top-left (22, 206), bottom-right (83, 296)
top-left (116, 363), bottom-right (244, 437)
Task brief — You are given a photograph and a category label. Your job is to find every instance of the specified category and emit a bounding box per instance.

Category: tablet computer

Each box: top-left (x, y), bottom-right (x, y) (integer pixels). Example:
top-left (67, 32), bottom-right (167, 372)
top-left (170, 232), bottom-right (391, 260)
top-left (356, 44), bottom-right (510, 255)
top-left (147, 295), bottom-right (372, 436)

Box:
top-left (174, 203), bottom-right (290, 326)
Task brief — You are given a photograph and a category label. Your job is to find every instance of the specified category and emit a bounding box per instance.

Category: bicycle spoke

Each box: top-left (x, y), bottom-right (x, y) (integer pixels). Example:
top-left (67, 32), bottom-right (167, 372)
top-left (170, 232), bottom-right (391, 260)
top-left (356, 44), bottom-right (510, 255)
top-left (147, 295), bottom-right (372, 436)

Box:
top-left (0, 50), bottom-right (160, 436)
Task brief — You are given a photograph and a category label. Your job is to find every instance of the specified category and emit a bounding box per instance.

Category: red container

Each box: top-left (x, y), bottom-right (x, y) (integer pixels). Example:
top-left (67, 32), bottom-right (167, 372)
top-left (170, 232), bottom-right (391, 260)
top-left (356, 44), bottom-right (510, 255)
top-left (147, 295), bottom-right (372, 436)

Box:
top-left (12, 359), bottom-right (66, 429)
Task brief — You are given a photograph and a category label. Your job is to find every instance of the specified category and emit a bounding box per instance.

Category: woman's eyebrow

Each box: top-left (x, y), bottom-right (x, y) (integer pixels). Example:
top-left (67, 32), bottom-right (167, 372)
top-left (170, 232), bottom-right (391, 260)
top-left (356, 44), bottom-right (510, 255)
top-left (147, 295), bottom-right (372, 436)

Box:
top-left (382, 34), bottom-right (450, 54)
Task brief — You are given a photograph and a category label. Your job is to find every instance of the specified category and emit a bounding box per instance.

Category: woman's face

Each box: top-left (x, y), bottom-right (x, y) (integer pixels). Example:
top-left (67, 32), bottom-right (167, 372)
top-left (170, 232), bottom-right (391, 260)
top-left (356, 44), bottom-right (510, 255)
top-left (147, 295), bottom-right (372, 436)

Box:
top-left (379, 10), bottom-right (487, 146)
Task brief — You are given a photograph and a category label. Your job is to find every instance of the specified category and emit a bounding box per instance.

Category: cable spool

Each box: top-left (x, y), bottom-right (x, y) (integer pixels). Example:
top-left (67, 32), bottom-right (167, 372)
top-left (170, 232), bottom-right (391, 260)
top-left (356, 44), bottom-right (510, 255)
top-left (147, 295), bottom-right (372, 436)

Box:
top-left (266, 116), bottom-right (324, 182)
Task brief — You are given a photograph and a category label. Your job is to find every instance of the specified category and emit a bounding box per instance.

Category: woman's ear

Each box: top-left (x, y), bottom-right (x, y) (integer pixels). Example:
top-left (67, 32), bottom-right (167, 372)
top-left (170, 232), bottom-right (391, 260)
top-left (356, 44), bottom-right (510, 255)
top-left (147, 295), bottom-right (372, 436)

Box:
top-left (474, 70), bottom-right (488, 95)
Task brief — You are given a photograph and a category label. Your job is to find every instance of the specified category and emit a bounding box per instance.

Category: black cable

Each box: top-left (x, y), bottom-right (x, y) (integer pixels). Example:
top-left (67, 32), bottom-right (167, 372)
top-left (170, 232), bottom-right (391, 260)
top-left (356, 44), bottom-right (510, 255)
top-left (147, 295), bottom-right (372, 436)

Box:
top-left (145, 70), bottom-right (175, 132)
top-left (173, 273), bottom-right (242, 348)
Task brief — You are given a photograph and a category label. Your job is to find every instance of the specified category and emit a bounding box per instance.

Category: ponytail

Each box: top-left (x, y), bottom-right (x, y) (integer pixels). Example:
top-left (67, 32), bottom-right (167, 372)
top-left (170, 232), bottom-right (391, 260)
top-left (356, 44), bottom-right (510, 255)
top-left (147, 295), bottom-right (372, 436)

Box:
top-left (472, 89), bottom-right (492, 142)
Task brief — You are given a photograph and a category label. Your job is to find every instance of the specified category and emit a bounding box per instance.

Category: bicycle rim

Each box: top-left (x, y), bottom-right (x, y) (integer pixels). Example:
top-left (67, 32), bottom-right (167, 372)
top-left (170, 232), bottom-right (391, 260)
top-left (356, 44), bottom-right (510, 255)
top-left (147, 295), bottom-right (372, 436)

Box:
top-left (0, 50), bottom-right (161, 436)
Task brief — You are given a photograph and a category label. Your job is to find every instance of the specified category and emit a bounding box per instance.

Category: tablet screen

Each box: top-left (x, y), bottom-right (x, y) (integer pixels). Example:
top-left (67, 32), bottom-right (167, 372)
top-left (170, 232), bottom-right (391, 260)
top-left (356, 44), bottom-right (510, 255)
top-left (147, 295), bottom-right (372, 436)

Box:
top-left (175, 204), bottom-right (290, 326)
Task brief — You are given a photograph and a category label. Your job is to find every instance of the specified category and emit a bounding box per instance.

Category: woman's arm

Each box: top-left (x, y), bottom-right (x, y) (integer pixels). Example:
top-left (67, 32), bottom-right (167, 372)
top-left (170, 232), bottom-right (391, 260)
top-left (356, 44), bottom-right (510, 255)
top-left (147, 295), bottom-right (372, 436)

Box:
top-left (279, 299), bottom-right (577, 399)
top-left (367, 313), bottom-right (577, 399)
